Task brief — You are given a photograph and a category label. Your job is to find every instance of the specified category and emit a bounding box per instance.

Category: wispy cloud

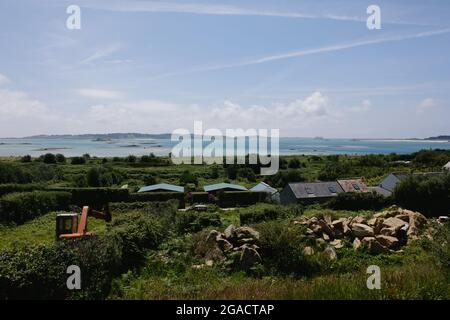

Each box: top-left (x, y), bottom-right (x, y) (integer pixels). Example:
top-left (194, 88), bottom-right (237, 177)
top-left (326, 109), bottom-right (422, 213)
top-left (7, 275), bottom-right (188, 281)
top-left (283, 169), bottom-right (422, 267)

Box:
top-left (417, 97), bottom-right (436, 113)
top-left (82, 1), bottom-right (431, 26)
top-left (80, 43), bottom-right (121, 65)
top-left (150, 28), bottom-right (450, 79)
top-left (0, 73), bottom-right (10, 86)
top-left (76, 88), bottom-right (125, 99)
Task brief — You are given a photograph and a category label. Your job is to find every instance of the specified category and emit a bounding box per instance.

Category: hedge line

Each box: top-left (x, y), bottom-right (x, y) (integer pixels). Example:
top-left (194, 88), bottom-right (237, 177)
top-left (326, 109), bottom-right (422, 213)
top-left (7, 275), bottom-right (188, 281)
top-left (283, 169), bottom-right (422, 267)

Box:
top-left (326, 192), bottom-right (392, 211)
top-left (0, 191), bottom-right (72, 225)
top-left (0, 201), bottom-right (174, 299)
top-left (0, 183), bottom-right (45, 197)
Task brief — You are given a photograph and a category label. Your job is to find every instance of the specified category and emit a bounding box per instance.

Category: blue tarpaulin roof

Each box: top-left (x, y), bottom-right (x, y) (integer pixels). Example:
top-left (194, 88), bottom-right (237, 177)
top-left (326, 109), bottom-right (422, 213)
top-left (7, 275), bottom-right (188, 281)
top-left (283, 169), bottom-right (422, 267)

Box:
top-left (138, 183), bottom-right (184, 193)
top-left (203, 183), bottom-right (247, 192)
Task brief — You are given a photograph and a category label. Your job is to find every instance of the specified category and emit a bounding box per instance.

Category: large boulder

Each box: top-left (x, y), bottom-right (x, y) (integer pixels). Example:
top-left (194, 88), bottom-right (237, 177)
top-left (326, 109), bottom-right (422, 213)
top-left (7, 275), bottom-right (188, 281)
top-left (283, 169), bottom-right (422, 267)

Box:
top-left (375, 235), bottom-right (399, 249)
top-left (239, 245), bottom-right (262, 269)
top-left (362, 237), bottom-right (388, 255)
top-left (352, 223), bottom-right (374, 238)
top-left (235, 227), bottom-right (260, 241)
top-left (318, 220), bottom-right (334, 238)
top-left (330, 239), bottom-right (344, 249)
top-left (406, 211), bottom-right (427, 242)
top-left (224, 224), bottom-right (237, 240)
top-left (324, 246), bottom-right (337, 260)
top-left (351, 216), bottom-right (367, 226)
top-left (383, 217), bottom-right (408, 231)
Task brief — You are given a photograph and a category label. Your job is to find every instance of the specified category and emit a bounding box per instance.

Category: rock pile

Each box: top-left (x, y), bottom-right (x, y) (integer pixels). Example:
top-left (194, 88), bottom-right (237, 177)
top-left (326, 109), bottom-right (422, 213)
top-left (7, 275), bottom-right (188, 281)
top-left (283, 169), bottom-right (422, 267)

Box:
top-left (294, 206), bottom-right (428, 256)
top-left (194, 224), bottom-right (262, 269)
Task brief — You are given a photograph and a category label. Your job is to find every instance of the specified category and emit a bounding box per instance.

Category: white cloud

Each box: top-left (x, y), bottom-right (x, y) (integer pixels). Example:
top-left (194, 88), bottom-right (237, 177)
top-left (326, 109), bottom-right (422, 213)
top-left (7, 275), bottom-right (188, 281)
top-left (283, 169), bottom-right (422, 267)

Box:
top-left (82, 1), bottom-right (429, 26)
top-left (0, 73), bottom-right (11, 86)
top-left (76, 88), bottom-right (125, 99)
top-left (1, 90), bottom-right (332, 137)
top-left (417, 97), bottom-right (436, 113)
top-left (80, 43), bottom-right (121, 65)
top-left (151, 28), bottom-right (450, 79)
top-left (348, 99), bottom-right (371, 112)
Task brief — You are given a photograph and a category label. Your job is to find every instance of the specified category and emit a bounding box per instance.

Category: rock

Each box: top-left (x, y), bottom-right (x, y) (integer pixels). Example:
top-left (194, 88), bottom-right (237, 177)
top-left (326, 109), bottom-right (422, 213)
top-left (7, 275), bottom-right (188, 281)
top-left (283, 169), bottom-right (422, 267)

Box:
top-left (367, 218), bottom-right (377, 226)
top-left (224, 224), bottom-right (236, 239)
top-left (324, 246), bottom-right (337, 260)
top-left (380, 227), bottom-right (397, 237)
top-left (438, 216), bottom-right (450, 223)
top-left (205, 259), bottom-right (214, 267)
top-left (395, 214), bottom-right (410, 222)
top-left (375, 235), bottom-right (399, 249)
top-left (311, 224), bottom-right (323, 234)
top-left (318, 220), bottom-right (334, 238)
top-left (353, 237), bottom-right (362, 251)
top-left (192, 264), bottom-right (205, 270)
top-left (239, 245), bottom-right (262, 269)
top-left (235, 227), bottom-right (260, 241)
top-left (407, 211), bottom-right (427, 241)
top-left (205, 246), bottom-right (226, 262)
top-left (237, 237), bottom-right (257, 245)
top-left (306, 228), bottom-right (314, 235)
top-left (303, 246), bottom-right (315, 256)
top-left (352, 223), bottom-right (374, 238)
top-left (216, 238), bottom-right (233, 252)
top-left (362, 237), bottom-right (388, 255)
top-left (343, 221), bottom-right (352, 236)
top-left (324, 215), bottom-right (333, 226)
top-left (330, 239), bottom-right (344, 249)
top-left (383, 217), bottom-right (408, 231)
top-left (351, 216), bottom-right (367, 225)
top-left (331, 218), bottom-right (345, 231)
top-left (206, 230), bottom-right (221, 244)
top-left (322, 233), bottom-right (330, 241)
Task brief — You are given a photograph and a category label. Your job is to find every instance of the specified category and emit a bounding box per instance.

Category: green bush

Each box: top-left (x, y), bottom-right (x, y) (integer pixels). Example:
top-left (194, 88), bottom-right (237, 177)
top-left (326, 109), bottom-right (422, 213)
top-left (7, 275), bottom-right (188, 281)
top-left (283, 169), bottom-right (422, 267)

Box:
top-left (240, 204), bottom-right (303, 224)
top-left (87, 165), bottom-right (124, 187)
top-left (175, 210), bottom-right (221, 233)
top-left (393, 173), bottom-right (450, 217)
top-left (255, 220), bottom-right (319, 276)
top-left (217, 191), bottom-right (267, 207)
top-left (0, 191), bottom-right (71, 224)
top-left (48, 187), bottom-right (130, 208)
top-left (129, 192), bottom-right (185, 207)
top-left (0, 183), bottom-right (44, 197)
top-left (327, 192), bottom-right (391, 211)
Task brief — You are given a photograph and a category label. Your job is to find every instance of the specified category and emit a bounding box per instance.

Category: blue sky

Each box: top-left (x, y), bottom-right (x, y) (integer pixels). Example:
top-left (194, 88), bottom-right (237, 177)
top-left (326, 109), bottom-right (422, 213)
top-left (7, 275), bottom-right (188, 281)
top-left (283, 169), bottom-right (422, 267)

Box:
top-left (0, 0), bottom-right (449, 138)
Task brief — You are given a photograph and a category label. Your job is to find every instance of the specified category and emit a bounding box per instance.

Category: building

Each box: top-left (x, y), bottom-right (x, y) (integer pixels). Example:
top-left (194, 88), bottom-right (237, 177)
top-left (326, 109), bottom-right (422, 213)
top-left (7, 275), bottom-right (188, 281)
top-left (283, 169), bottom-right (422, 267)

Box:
top-left (203, 183), bottom-right (247, 193)
top-left (280, 181), bottom-right (344, 205)
top-left (336, 178), bottom-right (369, 193)
top-left (378, 172), bottom-right (444, 194)
top-left (367, 186), bottom-right (393, 197)
top-left (250, 182), bottom-right (279, 203)
top-left (138, 183), bottom-right (184, 193)
top-left (444, 161), bottom-right (450, 171)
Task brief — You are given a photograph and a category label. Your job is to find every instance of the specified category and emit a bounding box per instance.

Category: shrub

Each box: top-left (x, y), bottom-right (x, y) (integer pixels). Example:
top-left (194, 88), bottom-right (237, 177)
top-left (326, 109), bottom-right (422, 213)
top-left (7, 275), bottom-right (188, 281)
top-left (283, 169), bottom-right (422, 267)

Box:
top-left (217, 191), bottom-right (267, 208)
top-left (255, 220), bottom-right (319, 276)
top-left (326, 192), bottom-right (391, 211)
top-left (0, 183), bottom-right (44, 197)
top-left (48, 187), bottom-right (130, 207)
top-left (55, 154), bottom-right (66, 163)
top-left (71, 157), bottom-right (86, 165)
top-left (240, 204), bottom-right (303, 224)
top-left (175, 211), bottom-right (221, 233)
top-left (393, 173), bottom-right (450, 217)
top-left (0, 162), bottom-right (32, 184)
top-left (180, 170), bottom-right (198, 186)
top-left (40, 153), bottom-right (57, 164)
top-left (87, 165), bottom-right (123, 187)
top-left (128, 192), bottom-right (185, 208)
top-left (20, 155), bottom-right (32, 163)
top-left (0, 191), bottom-right (71, 224)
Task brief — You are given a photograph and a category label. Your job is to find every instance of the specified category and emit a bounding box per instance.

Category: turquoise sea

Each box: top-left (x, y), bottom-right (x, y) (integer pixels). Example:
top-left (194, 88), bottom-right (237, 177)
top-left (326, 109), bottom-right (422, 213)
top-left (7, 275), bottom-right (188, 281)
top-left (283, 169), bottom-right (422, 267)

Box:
top-left (1, 137), bottom-right (450, 157)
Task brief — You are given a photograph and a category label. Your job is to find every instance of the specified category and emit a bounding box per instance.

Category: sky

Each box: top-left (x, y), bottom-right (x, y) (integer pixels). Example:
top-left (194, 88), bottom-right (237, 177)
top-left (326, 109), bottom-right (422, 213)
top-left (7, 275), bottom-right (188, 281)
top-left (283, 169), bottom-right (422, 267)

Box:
top-left (0, 0), bottom-right (449, 138)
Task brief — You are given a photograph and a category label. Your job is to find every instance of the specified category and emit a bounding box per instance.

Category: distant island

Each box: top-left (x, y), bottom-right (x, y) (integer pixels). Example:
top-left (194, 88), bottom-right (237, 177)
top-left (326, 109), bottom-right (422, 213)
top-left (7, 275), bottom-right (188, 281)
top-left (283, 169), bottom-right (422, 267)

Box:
top-left (425, 135), bottom-right (450, 141)
top-left (23, 133), bottom-right (172, 140)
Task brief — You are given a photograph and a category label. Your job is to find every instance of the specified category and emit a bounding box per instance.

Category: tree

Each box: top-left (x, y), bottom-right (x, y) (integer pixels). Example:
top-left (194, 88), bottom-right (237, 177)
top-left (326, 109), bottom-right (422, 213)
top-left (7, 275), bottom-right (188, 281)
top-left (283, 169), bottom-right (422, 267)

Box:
top-left (55, 154), bottom-right (66, 163)
top-left (86, 166), bottom-right (123, 187)
top-left (288, 158), bottom-right (301, 169)
top-left (143, 174), bottom-right (158, 185)
top-left (41, 153), bottom-right (57, 164)
top-left (180, 170), bottom-right (198, 186)
top-left (20, 155), bottom-right (32, 163)
top-left (71, 157), bottom-right (86, 165)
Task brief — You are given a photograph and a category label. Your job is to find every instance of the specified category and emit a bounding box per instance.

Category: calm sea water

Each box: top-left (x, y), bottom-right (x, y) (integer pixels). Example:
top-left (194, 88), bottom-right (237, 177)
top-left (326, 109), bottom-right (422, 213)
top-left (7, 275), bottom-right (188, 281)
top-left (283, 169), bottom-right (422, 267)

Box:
top-left (0, 137), bottom-right (449, 157)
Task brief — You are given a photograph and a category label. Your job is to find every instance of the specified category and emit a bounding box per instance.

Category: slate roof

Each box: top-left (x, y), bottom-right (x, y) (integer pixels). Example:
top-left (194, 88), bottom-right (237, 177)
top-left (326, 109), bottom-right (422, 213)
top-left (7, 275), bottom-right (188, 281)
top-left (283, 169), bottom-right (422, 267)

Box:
top-left (250, 182), bottom-right (278, 194)
top-left (337, 178), bottom-right (369, 193)
top-left (286, 181), bottom-right (344, 199)
top-left (368, 186), bottom-right (392, 197)
top-left (138, 183), bottom-right (184, 193)
top-left (203, 183), bottom-right (248, 192)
